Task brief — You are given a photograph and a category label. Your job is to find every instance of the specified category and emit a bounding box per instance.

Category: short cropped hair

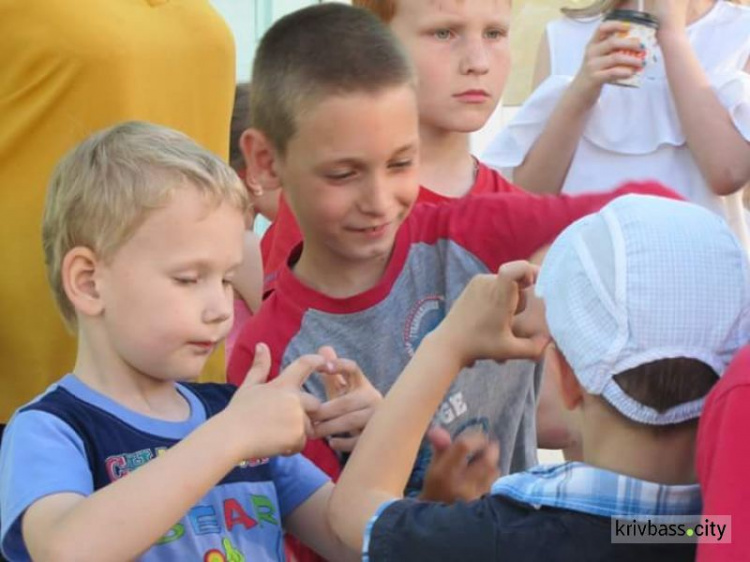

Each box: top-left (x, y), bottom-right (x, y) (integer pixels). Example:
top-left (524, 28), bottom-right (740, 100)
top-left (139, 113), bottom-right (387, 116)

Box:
top-left (352, 0), bottom-right (397, 22)
top-left (43, 121), bottom-right (249, 329)
top-left (612, 359), bottom-right (719, 427)
top-left (250, 3), bottom-right (413, 154)
top-left (230, 82), bottom-right (252, 173)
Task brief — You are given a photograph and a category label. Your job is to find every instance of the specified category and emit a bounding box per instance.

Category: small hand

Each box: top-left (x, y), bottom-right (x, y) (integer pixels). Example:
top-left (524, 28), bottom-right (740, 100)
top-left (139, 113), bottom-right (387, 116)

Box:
top-left (571, 20), bottom-right (645, 102)
top-left (419, 427), bottom-right (500, 503)
top-left (228, 343), bottom-right (325, 459)
top-left (436, 260), bottom-right (550, 368)
top-left (311, 347), bottom-right (383, 453)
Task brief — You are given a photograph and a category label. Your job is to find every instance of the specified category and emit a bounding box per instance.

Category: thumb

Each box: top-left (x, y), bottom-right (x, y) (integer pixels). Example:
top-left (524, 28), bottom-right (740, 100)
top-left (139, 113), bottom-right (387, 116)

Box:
top-left (426, 426), bottom-right (452, 457)
top-left (504, 333), bottom-right (550, 362)
top-left (242, 343), bottom-right (271, 386)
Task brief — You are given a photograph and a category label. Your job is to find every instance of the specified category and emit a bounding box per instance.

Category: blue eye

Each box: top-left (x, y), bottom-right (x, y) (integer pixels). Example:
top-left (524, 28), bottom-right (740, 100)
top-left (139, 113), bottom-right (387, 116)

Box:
top-left (433, 29), bottom-right (453, 40)
top-left (485, 29), bottom-right (507, 40)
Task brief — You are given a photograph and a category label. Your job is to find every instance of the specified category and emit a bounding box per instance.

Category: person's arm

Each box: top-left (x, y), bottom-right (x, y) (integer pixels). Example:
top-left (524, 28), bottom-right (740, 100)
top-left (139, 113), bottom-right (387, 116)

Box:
top-left (434, 180), bottom-right (682, 276)
top-left (285, 483), bottom-right (358, 562)
top-left (21, 349), bottom-right (326, 562)
top-left (697, 348), bottom-right (750, 562)
top-left (513, 23), bottom-right (645, 194)
top-left (328, 263), bottom-right (548, 551)
top-left (233, 230), bottom-right (263, 313)
top-left (656, 2), bottom-right (750, 196)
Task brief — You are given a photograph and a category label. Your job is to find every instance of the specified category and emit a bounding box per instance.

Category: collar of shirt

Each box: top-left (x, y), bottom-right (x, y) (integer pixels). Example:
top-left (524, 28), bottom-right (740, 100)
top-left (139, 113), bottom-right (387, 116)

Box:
top-left (491, 462), bottom-right (702, 518)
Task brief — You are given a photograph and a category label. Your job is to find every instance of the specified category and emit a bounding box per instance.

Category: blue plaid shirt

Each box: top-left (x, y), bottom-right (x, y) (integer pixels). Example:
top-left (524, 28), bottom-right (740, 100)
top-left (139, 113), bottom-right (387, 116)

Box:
top-left (491, 462), bottom-right (702, 517)
top-left (363, 462), bottom-right (701, 561)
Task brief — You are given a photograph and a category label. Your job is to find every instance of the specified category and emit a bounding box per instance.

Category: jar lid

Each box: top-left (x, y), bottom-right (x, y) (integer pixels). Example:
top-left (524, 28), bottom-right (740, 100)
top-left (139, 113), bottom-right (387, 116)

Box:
top-left (604, 9), bottom-right (659, 28)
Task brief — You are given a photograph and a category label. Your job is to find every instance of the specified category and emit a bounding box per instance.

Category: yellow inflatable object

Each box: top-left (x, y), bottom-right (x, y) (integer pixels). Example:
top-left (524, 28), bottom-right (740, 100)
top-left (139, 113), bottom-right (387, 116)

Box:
top-left (0, 0), bottom-right (236, 421)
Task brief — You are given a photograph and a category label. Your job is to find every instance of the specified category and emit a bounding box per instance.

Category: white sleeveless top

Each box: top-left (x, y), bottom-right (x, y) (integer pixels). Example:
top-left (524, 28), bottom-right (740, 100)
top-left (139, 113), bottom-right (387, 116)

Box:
top-left (483, 1), bottom-right (750, 246)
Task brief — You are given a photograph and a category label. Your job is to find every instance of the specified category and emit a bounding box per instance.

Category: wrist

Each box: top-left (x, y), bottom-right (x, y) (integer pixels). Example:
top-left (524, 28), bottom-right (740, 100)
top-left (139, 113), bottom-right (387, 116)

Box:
top-left (208, 409), bottom-right (260, 464)
top-left (656, 26), bottom-right (689, 50)
top-left (423, 327), bottom-right (472, 371)
top-left (566, 78), bottom-right (600, 114)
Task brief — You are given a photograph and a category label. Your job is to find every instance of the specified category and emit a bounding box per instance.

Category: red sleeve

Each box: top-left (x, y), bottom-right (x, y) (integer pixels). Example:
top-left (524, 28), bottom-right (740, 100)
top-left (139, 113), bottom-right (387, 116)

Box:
top-left (226, 294), bottom-right (299, 385)
top-left (409, 181), bottom-right (681, 272)
top-left (473, 162), bottom-right (523, 195)
top-left (697, 347), bottom-right (750, 561)
top-left (226, 294), bottom-right (344, 483)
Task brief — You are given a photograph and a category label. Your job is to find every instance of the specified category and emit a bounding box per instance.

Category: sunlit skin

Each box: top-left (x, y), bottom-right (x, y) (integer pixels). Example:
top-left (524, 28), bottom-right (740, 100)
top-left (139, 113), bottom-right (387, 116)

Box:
top-left (71, 187), bottom-right (245, 419)
top-left (389, 0), bottom-right (511, 136)
top-left (275, 85), bottom-right (421, 298)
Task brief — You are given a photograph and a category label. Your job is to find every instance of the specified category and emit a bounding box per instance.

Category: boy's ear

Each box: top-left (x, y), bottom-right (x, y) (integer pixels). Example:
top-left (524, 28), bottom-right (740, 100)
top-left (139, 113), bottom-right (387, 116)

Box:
top-left (550, 344), bottom-right (584, 411)
top-left (62, 247), bottom-right (104, 318)
top-left (240, 129), bottom-right (283, 193)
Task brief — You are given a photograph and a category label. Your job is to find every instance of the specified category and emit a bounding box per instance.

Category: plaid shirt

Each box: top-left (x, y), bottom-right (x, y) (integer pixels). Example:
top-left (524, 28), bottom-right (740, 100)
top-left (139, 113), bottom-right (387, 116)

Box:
top-left (491, 462), bottom-right (702, 517)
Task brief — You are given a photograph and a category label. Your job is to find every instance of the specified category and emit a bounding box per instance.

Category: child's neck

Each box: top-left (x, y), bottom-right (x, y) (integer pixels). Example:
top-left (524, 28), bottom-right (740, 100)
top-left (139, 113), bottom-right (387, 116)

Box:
top-left (293, 244), bottom-right (392, 299)
top-left (418, 124), bottom-right (476, 199)
top-left (73, 328), bottom-right (191, 422)
top-left (579, 401), bottom-right (698, 485)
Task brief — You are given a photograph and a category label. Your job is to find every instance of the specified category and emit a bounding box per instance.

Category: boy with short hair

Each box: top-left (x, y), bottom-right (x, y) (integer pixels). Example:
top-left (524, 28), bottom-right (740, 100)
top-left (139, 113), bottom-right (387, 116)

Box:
top-left (253, 0), bottom-right (520, 290)
top-left (0, 121), bottom-right (358, 561)
top-left (329, 195), bottom-right (750, 561)
top-left (228, 1), bottom-right (678, 491)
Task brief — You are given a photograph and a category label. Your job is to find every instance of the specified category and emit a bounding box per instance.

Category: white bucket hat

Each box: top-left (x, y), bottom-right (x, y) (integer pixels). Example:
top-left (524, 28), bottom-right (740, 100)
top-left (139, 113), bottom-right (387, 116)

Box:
top-left (536, 194), bottom-right (750, 425)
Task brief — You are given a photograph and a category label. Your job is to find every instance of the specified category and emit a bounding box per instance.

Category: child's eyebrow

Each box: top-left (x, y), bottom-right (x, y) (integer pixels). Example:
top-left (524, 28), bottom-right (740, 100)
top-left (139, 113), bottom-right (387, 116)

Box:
top-left (420, 13), bottom-right (510, 29)
top-left (392, 142), bottom-right (419, 156)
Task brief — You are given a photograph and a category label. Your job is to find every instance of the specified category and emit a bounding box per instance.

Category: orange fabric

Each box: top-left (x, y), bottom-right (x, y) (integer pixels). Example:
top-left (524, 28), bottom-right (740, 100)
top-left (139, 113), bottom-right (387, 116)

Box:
top-left (0, 0), bottom-right (236, 420)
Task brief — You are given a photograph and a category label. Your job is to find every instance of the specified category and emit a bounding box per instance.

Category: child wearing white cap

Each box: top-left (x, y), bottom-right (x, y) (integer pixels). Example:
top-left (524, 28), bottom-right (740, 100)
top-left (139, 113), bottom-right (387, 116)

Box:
top-left (326, 193), bottom-right (750, 561)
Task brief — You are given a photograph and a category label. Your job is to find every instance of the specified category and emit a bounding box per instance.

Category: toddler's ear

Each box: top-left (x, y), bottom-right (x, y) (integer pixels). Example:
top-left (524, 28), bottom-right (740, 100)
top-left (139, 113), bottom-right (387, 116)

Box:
top-left (62, 247), bottom-right (104, 318)
top-left (549, 344), bottom-right (584, 411)
top-left (240, 129), bottom-right (282, 193)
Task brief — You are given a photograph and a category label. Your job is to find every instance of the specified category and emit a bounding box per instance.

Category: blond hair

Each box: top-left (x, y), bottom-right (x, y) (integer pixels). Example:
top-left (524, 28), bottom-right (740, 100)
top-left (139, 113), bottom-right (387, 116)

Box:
top-left (43, 121), bottom-right (249, 329)
top-left (563, 0), bottom-right (745, 19)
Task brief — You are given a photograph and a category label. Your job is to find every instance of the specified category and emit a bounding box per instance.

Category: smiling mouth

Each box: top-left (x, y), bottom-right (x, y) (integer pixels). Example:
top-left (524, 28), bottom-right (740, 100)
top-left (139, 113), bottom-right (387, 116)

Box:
top-left (189, 341), bottom-right (216, 351)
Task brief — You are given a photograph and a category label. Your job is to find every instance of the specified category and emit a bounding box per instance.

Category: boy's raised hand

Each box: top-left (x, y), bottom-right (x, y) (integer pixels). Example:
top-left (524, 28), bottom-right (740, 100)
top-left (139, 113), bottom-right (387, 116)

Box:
top-left (312, 346), bottom-right (383, 452)
top-left (420, 427), bottom-right (500, 503)
top-left (226, 343), bottom-right (326, 460)
top-left (436, 261), bottom-right (550, 368)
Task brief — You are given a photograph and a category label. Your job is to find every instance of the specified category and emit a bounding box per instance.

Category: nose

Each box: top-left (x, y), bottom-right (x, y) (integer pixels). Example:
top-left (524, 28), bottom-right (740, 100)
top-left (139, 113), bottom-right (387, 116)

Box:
top-left (358, 172), bottom-right (391, 217)
top-left (459, 35), bottom-right (490, 76)
top-left (202, 280), bottom-right (233, 325)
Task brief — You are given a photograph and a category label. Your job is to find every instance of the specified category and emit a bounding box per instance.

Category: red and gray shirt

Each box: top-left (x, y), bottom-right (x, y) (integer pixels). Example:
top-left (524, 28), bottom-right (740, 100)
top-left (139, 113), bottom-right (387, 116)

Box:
top-left (228, 182), bottom-right (679, 485)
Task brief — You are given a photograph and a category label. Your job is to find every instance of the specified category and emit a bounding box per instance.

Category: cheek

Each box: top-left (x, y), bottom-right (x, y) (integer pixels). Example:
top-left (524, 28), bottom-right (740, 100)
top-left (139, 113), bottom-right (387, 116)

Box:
top-left (413, 49), bottom-right (450, 93)
top-left (395, 174), bottom-right (420, 210)
top-left (491, 48), bottom-right (511, 79)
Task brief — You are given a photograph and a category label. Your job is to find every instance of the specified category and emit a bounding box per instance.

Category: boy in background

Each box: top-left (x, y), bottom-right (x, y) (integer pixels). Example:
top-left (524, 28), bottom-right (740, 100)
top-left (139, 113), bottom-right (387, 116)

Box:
top-left (329, 195), bottom-right (749, 561)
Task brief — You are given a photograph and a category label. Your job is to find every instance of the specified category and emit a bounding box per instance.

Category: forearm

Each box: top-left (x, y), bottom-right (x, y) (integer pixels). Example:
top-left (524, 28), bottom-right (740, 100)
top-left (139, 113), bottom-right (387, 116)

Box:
top-left (513, 86), bottom-right (595, 194)
top-left (660, 31), bottom-right (750, 195)
top-left (27, 414), bottom-right (242, 562)
top-left (329, 330), bottom-right (463, 550)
